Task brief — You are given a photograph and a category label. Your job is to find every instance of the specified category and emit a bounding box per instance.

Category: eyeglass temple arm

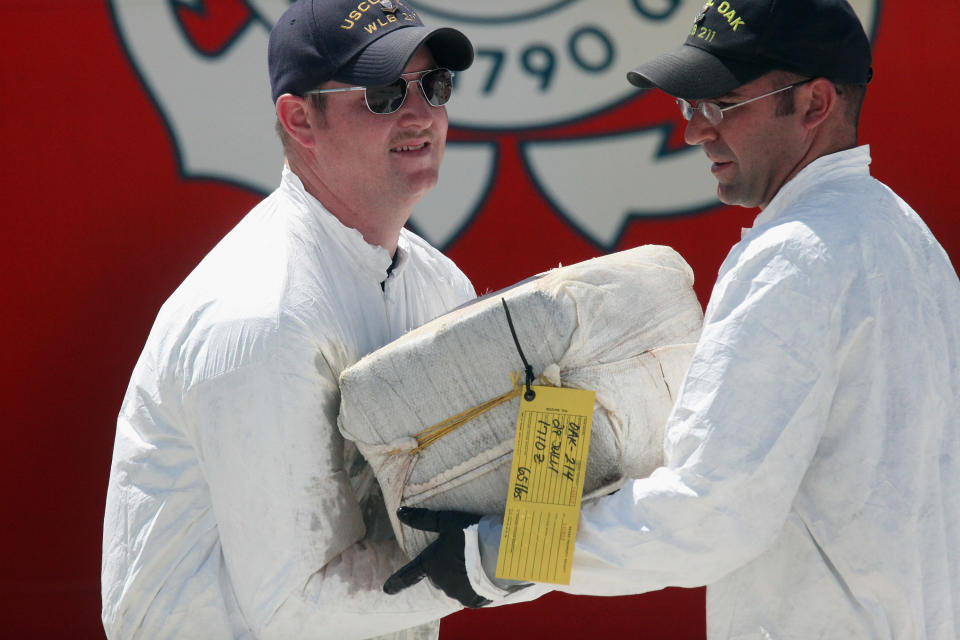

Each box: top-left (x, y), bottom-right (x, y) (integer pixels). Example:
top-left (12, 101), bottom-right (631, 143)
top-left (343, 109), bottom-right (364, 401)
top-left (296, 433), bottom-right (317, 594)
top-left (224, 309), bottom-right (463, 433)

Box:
top-left (720, 81), bottom-right (807, 113)
top-left (303, 69), bottom-right (454, 97)
top-left (304, 86), bottom-right (366, 96)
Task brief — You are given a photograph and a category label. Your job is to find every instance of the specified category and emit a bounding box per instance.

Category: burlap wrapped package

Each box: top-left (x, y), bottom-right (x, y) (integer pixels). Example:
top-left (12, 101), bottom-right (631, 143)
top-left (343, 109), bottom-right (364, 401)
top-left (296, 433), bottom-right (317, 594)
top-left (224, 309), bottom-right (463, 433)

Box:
top-left (338, 245), bottom-right (703, 557)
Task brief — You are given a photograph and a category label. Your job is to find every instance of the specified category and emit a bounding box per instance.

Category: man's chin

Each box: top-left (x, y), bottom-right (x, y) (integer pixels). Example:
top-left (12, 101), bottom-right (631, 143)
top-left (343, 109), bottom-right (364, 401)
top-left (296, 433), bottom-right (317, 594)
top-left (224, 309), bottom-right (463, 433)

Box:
top-left (717, 184), bottom-right (736, 206)
top-left (716, 183), bottom-right (759, 209)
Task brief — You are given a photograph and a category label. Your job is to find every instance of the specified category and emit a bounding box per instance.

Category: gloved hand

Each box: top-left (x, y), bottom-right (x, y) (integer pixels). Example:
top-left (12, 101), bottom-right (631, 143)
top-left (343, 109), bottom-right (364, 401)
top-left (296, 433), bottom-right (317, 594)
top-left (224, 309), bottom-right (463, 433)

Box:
top-left (382, 507), bottom-right (491, 608)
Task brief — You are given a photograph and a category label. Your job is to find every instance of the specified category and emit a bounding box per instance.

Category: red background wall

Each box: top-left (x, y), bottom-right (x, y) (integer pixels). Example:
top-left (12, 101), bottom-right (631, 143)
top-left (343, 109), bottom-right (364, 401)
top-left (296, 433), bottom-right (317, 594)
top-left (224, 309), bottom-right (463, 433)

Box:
top-left (2, 1), bottom-right (957, 638)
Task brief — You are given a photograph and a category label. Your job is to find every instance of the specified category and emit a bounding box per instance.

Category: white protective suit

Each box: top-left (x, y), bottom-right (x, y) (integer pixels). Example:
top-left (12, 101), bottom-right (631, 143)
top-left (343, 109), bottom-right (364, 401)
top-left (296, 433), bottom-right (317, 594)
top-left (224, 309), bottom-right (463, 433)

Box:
top-left (467, 146), bottom-right (960, 638)
top-left (102, 167), bottom-right (475, 640)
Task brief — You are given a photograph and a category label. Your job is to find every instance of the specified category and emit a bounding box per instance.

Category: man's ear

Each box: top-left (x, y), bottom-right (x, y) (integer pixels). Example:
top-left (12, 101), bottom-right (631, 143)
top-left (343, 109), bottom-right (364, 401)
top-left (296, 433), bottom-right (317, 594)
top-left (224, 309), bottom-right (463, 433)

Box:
top-left (800, 78), bottom-right (837, 131)
top-left (276, 94), bottom-right (316, 148)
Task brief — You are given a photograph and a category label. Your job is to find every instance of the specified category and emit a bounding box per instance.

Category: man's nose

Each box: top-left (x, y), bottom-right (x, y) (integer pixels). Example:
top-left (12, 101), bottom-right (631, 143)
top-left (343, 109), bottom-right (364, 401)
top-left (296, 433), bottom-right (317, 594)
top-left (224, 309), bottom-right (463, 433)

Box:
top-left (683, 108), bottom-right (718, 146)
top-left (397, 78), bottom-right (435, 122)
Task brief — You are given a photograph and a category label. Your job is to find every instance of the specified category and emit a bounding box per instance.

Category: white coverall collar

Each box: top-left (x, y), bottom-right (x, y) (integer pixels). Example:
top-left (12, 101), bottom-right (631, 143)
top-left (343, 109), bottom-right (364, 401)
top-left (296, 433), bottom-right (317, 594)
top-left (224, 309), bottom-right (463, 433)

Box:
top-left (747, 145), bottom-right (872, 235)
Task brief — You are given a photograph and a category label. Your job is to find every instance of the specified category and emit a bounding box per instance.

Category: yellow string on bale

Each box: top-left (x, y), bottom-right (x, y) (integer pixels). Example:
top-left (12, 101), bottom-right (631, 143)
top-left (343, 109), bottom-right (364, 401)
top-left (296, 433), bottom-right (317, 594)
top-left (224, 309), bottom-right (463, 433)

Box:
top-left (393, 371), bottom-right (551, 456)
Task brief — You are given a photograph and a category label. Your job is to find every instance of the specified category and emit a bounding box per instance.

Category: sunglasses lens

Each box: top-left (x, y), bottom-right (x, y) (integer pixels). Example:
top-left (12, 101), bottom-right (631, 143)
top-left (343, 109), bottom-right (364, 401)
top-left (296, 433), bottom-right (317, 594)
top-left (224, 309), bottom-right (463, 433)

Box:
top-left (363, 69), bottom-right (454, 114)
top-left (365, 79), bottom-right (407, 114)
top-left (421, 69), bottom-right (453, 107)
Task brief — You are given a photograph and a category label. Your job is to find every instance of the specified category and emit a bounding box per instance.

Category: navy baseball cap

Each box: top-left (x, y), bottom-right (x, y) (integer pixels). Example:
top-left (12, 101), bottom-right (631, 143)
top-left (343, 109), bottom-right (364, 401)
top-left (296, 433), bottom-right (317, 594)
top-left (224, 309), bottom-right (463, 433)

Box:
top-left (627, 0), bottom-right (872, 99)
top-left (268, 0), bottom-right (474, 103)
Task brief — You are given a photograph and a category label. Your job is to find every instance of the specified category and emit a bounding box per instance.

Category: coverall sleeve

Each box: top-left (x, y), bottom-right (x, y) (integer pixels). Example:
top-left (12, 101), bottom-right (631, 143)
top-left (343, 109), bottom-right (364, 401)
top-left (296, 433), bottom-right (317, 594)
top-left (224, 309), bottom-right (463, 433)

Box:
top-left (560, 235), bottom-right (844, 595)
top-left (184, 317), bottom-right (460, 639)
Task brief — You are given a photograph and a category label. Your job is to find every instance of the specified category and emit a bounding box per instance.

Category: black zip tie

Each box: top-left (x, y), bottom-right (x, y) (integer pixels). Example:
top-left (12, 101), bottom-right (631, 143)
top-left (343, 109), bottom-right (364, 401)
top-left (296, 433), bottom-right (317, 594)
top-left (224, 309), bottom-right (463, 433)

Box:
top-left (501, 298), bottom-right (536, 401)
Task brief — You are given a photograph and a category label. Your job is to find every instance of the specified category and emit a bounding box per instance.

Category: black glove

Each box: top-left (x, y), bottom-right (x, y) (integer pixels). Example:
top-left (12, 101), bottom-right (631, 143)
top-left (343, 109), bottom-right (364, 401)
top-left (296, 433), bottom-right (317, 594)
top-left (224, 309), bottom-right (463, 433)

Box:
top-left (382, 507), bottom-right (492, 608)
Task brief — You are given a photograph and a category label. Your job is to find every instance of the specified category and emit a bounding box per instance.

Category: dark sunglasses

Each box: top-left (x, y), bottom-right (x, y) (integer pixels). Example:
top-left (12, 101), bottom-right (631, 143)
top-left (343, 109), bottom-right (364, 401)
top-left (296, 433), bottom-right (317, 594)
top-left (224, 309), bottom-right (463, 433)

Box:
top-left (304, 68), bottom-right (455, 115)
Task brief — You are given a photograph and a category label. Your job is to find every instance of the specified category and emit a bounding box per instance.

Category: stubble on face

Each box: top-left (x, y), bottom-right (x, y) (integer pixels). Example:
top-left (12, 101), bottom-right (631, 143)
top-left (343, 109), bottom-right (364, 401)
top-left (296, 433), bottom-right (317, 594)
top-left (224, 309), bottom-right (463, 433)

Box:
top-left (700, 77), bottom-right (807, 209)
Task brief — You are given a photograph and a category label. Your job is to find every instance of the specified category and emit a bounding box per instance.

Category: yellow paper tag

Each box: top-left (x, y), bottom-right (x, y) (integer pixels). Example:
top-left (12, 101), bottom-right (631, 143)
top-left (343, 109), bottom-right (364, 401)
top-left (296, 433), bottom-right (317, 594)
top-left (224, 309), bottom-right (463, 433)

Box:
top-left (496, 385), bottom-right (594, 585)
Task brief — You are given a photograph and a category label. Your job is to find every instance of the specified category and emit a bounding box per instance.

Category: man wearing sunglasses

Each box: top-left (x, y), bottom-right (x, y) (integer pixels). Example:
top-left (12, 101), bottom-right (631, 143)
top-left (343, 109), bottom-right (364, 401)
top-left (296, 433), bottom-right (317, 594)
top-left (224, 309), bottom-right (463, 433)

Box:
top-left (102, 1), bottom-right (478, 639)
top-left (384, 1), bottom-right (960, 637)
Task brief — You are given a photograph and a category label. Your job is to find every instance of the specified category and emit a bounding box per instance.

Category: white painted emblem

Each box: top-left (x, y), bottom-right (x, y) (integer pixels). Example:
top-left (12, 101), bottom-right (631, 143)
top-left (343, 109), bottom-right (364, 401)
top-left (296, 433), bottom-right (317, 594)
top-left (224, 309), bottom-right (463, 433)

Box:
top-left (109, 0), bottom-right (879, 250)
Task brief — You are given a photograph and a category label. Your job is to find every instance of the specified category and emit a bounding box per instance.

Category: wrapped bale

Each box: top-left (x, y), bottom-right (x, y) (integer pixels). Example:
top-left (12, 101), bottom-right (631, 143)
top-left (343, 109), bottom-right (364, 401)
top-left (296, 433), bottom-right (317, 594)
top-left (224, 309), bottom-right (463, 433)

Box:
top-left (338, 245), bottom-right (703, 557)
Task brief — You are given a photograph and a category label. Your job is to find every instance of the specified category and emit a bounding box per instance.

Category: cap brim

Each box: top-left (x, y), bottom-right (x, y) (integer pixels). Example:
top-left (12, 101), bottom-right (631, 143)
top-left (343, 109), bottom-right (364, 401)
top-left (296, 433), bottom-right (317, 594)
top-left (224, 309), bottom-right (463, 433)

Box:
top-left (627, 44), bottom-right (767, 100)
top-left (337, 25), bottom-right (474, 87)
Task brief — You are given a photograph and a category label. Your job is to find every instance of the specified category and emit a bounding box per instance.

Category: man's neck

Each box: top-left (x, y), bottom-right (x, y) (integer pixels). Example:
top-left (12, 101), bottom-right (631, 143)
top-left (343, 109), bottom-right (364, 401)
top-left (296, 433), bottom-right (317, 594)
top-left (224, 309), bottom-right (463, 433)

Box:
top-left (287, 157), bottom-right (410, 255)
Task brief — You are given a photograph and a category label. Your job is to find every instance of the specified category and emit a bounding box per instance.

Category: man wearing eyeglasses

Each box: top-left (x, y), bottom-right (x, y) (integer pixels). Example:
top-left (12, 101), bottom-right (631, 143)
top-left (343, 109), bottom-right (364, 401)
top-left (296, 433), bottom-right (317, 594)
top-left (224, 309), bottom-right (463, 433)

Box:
top-left (384, 0), bottom-right (960, 637)
top-left (101, 1), bottom-right (478, 638)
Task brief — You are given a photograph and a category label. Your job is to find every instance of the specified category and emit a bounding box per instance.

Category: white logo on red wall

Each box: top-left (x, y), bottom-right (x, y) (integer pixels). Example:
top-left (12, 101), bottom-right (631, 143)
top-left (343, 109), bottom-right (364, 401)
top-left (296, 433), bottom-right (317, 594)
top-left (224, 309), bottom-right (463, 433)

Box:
top-left (109, 0), bottom-right (878, 250)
